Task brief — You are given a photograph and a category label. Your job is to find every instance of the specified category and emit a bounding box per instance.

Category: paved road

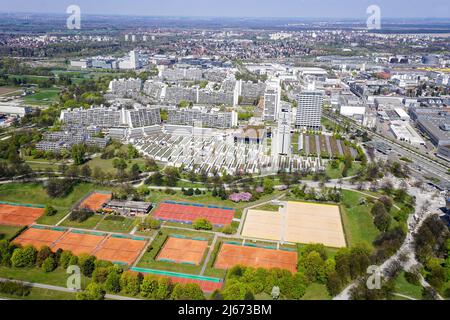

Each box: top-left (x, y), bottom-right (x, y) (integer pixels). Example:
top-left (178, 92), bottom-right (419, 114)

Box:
top-left (0, 277), bottom-right (141, 300)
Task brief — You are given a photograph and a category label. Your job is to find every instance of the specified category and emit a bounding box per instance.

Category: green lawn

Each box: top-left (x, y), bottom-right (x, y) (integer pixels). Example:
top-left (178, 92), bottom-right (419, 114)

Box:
top-left (23, 89), bottom-right (60, 105)
top-left (0, 266), bottom-right (91, 289)
top-left (326, 162), bottom-right (363, 179)
top-left (394, 272), bottom-right (423, 300)
top-left (0, 225), bottom-right (24, 241)
top-left (340, 190), bottom-right (380, 248)
top-left (96, 215), bottom-right (137, 233)
top-left (0, 183), bottom-right (100, 225)
top-left (0, 286), bottom-right (77, 300)
top-left (253, 204), bottom-right (281, 212)
top-left (60, 214), bottom-right (104, 229)
top-left (300, 283), bottom-right (331, 300)
top-left (86, 157), bottom-right (146, 174)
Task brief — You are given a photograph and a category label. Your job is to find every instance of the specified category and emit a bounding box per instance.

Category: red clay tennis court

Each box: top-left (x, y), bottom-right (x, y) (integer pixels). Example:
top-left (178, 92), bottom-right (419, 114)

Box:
top-left (157, 237), bottom-right (208, 265)
top-left (94, 236), bottom-right (147, 265)
top-left (214, 244), bottom-right (298, 273)
top-left (52, 231), bottom-right (107, 256)
top-left (153, 201), bottom-right (234, 226)
top-left (79, 192), bottom-right (112, 212)
top-left (0, 204), bottom-right (45, 226)
top-left (14, 227), bottom-right (66, 249)
top-left (131, 267), bottom-right (223, 292)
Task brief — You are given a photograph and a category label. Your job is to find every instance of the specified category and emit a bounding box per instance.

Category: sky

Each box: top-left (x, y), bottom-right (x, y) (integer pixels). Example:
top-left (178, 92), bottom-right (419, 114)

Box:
top-left (0, 0), bottom-right (449, 18)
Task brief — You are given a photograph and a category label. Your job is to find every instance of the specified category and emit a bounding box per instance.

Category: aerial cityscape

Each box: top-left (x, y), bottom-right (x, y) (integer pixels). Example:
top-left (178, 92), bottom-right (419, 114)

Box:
top-left (0, 0), bottom-right (449, 305)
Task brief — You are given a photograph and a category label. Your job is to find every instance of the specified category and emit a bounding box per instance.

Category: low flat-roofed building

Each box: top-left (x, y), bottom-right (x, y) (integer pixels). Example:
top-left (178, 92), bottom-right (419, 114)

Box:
top-left (390, 120), bottom-right (426, 146)
top-left (105, 200), bottom-right (153, 216)
top-left (394, 108), bottom-right (410, 121)
top-left (0, 104), bottom-right (32, 117)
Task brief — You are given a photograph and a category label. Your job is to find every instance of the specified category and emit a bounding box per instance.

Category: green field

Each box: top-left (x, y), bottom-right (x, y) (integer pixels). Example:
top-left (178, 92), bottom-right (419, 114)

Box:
top-left (394, 272), bottom-right (423, 300)
top-left (60, 214), bottom-right (104, 229)
top-left (0, 266), bottom-right (91, 289)
top-left (0, 225), bottom-right (24, 241)
top-left (23, 89), bottom-right (60, 105)
top-left (325, 162), bottom-right (363, 179)
top-left (300, 283), bottom-right (331, 300)
top-left (340, 190), bottom-right (380, 248)
top-left (96, 215), bottom-right (137, 233)
top-left (0, 183), bottom-right (99, 225)
top-left (86, 157), bottom-right (146, 174)
top-left (0, 286), bottom-right (77, 300)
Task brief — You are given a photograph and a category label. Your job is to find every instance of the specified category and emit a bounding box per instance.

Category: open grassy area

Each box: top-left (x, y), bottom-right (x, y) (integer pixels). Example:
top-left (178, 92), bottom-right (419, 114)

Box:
top-left (340, 190), bottom-right (380, 248)
top-left (0, 286), bottom-right (77, 300)
top-left (252, 203), bottom-right (281, 212)
top-left (394, 272), bottom-right (423, 300)
top-left (60, 214), bottom-right (104, 229)
top-left (136, 228), bottom-right (213, 275)
top-left (300, 283), bottom-right (331, 300)
top-left (23, 89), bottom-right (60, 105)
top-left (86, 157), bottom-right (146, 174)
top-left (0, 183), bottom-right (99, 225)
top-left (96, 215), bottom-right (137, 233)
top-left (0, 225), bottom-right (24, 241)
top-left (325, 162), bottom-right (363, 179)
top-left (0, 266), bottom-right (91, 289)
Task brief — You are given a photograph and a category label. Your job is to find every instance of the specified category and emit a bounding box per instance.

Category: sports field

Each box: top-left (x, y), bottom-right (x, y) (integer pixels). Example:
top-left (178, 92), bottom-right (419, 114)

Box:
top-left (79, 192), bottom-right (112, 212)
top-left (242, 201), bottom-right (346, 248)
top-left (131, 267), bottom-right (223, 292)
top-left (14, 227), bottom-right (147, 265)
top-left (214, 243), bottom-right (298, 273)
top-left (153, 201), bottom-right (234, 226)
top-left (52, 230), bottom-right (106, 255)
top-left (95, 236), bottom-right (147, 265)
top-left (0, 203), bottom-right (45, 226)
top-left (14, 227), bottom-right (66, 249)
top-left (157, 237), bottom-right (208, 265)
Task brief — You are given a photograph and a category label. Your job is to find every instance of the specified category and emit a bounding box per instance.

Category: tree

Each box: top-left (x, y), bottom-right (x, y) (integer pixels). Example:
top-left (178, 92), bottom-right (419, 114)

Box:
top-left (221, 281), bottom-right (248, 300)
top-left (71, 144), bottom-right (86, 165)
top-left (154, 277), bottom-right (172, 300)
top-left (326, 272), bottom-right (342, 296)
top-left (171, 283), bottom-right (204, 300)
top-left (129, 163), bottom-right (141, 180)
top-left (78, 254), bottom-right (96, 277)
top-left (76, 283), bottom-right (105, 300)
top-left (374, 209), bottom-right (391, 232)
top-left (44, 205), bottom-right (57, 217)
top-left (45, 178), bottom-right (74, 198)
top-left (42, 257), bottom-right (57, 273)
top-left (120, 271), bottom-right (141, 296)
top-left (140, 275), bottom-right (159, 298)
top-left (105, 270), bottom-right (121, 293)
top-left (36, 246), bottom-right (53, 267)
top-left (263, 179), bottom-right (274, 194)
top-left (59, 251), bottom-right (74, 269)
top-left (301, 251), bottom-right (326, 283)
top-left (193, 218), bottom-right (213, 231)
top-left (11, 246), bottom-right (37, 268)
top-left (80, 165), bottom-right (92, 178)
top-left (92, 267), bottom-right (110, 284)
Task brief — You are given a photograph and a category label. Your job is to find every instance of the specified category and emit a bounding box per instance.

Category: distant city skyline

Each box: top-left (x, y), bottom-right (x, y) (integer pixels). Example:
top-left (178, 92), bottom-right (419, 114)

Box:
top-left (0, 0), bottom-right (449, 18)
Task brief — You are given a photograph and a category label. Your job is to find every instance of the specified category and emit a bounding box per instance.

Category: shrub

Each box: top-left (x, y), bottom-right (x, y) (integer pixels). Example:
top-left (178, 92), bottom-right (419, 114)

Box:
top-left (11, 246), bottom-right (37, 268)
top-left (193, 218), bottom-right (213, 231)
top-left (68, 209), bottom-right (94, 223)
top-left (0, 280), bottom-right (31, 297)
top-left (42, 257), bottom-right (57, 273)
top-left (45, 205), bottom-right (57, 217)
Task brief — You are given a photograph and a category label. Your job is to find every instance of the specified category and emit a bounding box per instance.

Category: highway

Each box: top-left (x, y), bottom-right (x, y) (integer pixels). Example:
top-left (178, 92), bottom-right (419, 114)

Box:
top-left (323, 112), bottom-right (450, 185)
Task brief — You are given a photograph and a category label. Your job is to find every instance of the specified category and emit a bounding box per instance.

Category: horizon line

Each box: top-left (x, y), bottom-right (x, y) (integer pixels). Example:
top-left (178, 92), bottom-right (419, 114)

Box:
top-left (0, 11), bottom-right (449, 21)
